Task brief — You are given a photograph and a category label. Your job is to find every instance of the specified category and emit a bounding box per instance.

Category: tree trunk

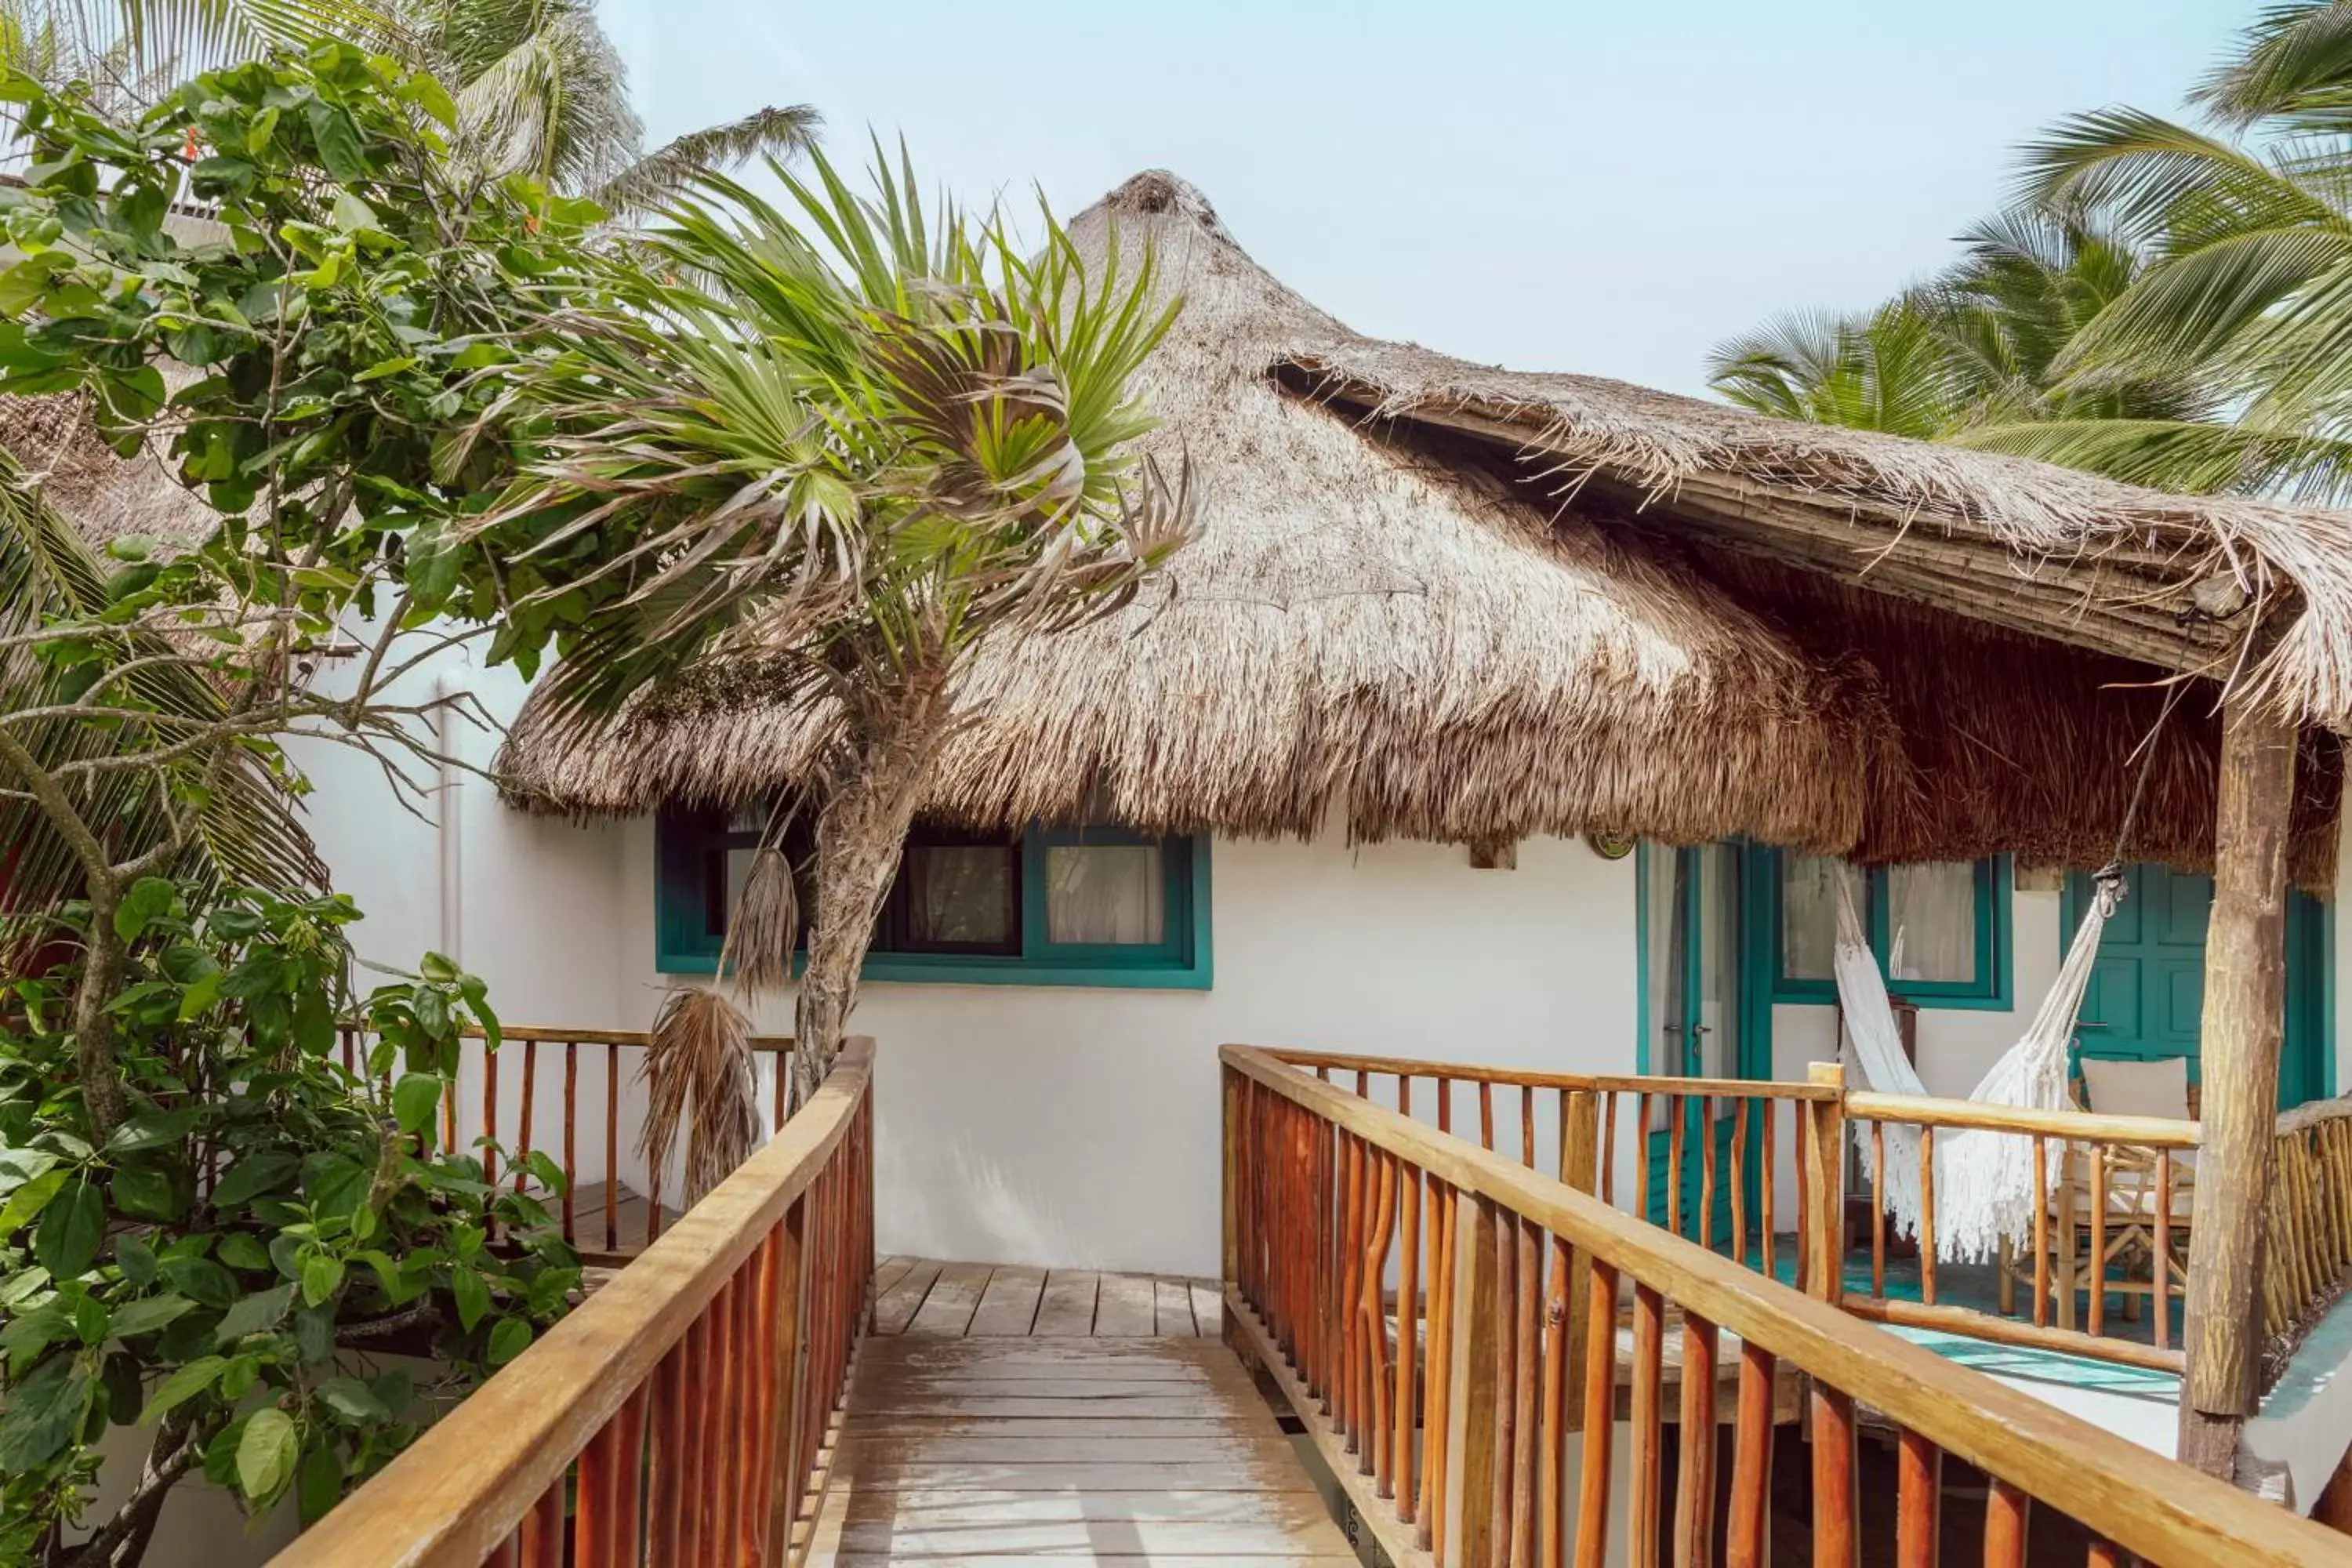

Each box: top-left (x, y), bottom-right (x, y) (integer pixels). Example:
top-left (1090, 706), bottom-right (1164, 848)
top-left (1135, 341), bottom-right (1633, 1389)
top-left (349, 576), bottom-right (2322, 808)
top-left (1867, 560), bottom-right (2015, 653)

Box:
top-left (72, 894), bottom-right (128, 1142)
top-left (792, 665), bottom-right (953, 1107)
top-left (2178, 697), bottom-right (2296, 1479)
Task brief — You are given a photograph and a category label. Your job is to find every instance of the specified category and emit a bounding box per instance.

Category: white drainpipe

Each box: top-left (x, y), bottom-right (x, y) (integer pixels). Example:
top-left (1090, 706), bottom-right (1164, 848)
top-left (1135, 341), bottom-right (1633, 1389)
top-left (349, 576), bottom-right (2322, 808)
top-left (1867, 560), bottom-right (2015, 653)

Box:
top-left (433, 662), bottom-right (467, 969)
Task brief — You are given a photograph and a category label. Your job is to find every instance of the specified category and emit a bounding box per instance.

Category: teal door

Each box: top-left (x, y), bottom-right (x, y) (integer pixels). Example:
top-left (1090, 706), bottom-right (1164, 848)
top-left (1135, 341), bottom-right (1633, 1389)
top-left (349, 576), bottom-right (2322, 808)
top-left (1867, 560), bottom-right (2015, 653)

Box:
top-left (2063, 862), bottom-right (2328, 1110)
top-left (1642, 844), bottom-right (1745, 1242)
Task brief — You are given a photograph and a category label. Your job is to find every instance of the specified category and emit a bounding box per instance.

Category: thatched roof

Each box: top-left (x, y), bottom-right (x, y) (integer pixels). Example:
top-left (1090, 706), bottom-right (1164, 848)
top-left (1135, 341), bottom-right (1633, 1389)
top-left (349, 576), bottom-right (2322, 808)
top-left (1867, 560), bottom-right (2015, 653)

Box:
top-left (1282, 344), bottom-right (2352, 732)
top-left (0, 391), bottom-right (216, 552)
top-left (498, 169), bottom-right (2348, 884)
top-left (497, 172), bottom-right (1891, 851)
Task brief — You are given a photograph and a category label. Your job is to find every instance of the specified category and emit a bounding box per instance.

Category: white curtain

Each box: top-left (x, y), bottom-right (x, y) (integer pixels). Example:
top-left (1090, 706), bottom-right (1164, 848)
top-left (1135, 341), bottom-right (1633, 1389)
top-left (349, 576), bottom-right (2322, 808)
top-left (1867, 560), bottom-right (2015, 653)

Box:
top-left (1047, 845), bottom-right (1164, 943)
top-left (1886, 862), bottom-right (1976, 983)
top-left (1782, 855), bottom-right (1865, 982)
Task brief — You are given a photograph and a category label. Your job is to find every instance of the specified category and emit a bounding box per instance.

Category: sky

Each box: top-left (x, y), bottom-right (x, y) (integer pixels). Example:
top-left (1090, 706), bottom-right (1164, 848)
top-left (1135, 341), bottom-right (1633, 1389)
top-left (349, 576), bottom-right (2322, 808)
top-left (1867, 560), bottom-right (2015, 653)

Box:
top-left (599, 0), bottom-right (2257, 400)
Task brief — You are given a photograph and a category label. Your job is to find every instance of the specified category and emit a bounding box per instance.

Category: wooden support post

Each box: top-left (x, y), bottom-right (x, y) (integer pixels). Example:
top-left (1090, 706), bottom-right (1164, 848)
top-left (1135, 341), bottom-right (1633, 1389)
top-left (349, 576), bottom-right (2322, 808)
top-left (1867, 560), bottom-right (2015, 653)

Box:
top-left (1806, 1063), bottom-right (1846, 1306)
top-left (1559, 1090), bottom-right (1598, 1432)
top-left (2180, 698), bottom-right (2296, 1479)
top-left (1443, 1193), bottom-right (1501, 1568)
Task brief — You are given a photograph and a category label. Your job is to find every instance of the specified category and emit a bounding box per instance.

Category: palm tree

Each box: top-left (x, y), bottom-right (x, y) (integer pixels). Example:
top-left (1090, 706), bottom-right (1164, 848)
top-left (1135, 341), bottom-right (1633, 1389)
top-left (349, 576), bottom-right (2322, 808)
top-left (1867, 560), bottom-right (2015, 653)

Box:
top-left (474, 149), bottom-right (1193, 1127)
top-left (1709, 206), bottom-right (2211, 448)
top-left (2014, 0), bottom-right (2352, 500)
top-left (401, 0), bottom-right (818, 214)
top-left (0, 0), bottom-right (818, 217)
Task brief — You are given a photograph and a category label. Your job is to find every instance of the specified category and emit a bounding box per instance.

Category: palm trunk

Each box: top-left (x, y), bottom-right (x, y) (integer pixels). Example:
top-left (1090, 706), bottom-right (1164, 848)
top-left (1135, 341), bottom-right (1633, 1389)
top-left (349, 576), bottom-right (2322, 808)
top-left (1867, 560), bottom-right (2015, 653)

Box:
top-left (72, 891), bottom-right (128, 1141)
top-left (792, 665), bottom-right (953, 1107)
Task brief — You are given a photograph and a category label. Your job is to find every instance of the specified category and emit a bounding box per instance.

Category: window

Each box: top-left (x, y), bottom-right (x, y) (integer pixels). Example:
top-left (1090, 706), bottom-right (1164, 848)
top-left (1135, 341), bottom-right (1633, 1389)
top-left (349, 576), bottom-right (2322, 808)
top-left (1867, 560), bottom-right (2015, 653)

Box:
top-left (1760, 848), bottom-right (2010, 1009)
top-left (656, 810), bottom-right (1211, 988)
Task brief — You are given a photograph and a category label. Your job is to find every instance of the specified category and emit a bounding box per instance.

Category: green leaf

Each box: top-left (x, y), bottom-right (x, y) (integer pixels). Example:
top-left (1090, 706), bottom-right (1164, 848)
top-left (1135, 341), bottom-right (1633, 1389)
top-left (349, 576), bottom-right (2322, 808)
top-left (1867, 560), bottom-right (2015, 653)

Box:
top-left (216, 1233), bottom-right (272, 1272)
top-left (299, 1252), bottom-right (344, 1308)
top-left (354, 355), bottom-right (419, 383)
top-left (113, 877), bottom-right (177, 942)
top-left (314, 1376), bottom-right (390, 1425)
top-left (115, 1236), bottom-right (156, 1288)
top-left (449, 1264), bottom-right (489, 1331)
top-left (108, 1294), bottom-right (194, 1341)
top-left (0, 1355), bottom-right (91, 1471)
top-left (0, 1168), bottom-right (66, 1238)
top-left (297, 1438), bottom-right (343, 1524)
top-left (236, 1407), bottom-right (299, 1504)
top-left (139, 1355), bottom-right (224, 1425)
top-left (329, 191), bottom-right (379, 234)
top-left (245, 105), bottom-right (281, 155)
top-left (107, 1107), bottom-right (199, 1153)
top-left (391, 1073), bottom-right (443, 1138)
top-left (303, 101), bottom-right (368, 184)
top-left (112, 1164), bottom-right (181, 1222)
top-left (211, 1153), bottom-right (299, 1210)
top-left (34, 1178), bottom-right (103, 1279)
top-left (399, 72), bottom-right (457, 129)
top-left (159, 1254), bottom-right (238, 1310)
top-left (214, 1281), bottom-right (295, 1345)
top-left (485, 1316), bottom-right (532, 1367)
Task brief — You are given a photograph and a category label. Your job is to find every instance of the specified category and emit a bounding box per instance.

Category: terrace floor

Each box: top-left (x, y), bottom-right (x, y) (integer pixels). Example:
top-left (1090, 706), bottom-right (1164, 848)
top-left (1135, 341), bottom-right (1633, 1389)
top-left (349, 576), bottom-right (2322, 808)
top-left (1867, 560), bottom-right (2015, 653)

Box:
top-left (808, 1261), bottom-right (1347, 1567)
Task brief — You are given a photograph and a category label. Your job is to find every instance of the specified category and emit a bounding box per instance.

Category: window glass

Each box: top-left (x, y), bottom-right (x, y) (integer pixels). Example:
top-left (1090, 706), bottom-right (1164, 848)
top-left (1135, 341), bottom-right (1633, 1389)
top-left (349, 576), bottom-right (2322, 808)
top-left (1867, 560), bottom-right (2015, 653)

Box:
top-left (1886, 862), bottom-right (1978, 984)
top-left (1046, 844), bottom-right (1166, 944)
top-left (902, 844), bottom-right (1018, 952)
top-left (1781, 855), bottom-right (1864, 982)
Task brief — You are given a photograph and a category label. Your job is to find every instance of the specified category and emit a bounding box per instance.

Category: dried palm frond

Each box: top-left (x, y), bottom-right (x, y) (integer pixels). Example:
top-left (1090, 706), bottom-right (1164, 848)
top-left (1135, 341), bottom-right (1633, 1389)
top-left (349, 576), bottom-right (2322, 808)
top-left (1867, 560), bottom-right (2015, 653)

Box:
top-left (637, 986), bottom-right (762, 1208)
top-left (719, 842), bottom-right (798, 996)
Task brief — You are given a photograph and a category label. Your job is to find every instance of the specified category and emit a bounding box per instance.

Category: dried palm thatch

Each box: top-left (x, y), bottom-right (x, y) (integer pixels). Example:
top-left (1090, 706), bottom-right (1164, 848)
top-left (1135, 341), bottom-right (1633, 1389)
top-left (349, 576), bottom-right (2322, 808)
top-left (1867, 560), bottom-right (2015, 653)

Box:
top-left (498, 172), bottom-right (1889, 853)
top-left (0, 391), bottom-right (219, 554)
top-left (1692, 554), bottom-right (2343, 892)
top-left (1282, 338), bottom-right (2352, 733)
top-left (637, 986), bottom-right (763, 1209)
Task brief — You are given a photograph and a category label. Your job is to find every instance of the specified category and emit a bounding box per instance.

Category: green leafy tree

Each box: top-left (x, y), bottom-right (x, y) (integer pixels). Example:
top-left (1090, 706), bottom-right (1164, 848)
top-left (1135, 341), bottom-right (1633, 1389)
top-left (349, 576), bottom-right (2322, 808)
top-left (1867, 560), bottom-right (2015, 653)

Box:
top-left (0, 43), bottom-right (602, 1561)
top-left (0, 891), bottom-right (573, 1566)
top-left (474, 149), bottom-right (1194, 1108)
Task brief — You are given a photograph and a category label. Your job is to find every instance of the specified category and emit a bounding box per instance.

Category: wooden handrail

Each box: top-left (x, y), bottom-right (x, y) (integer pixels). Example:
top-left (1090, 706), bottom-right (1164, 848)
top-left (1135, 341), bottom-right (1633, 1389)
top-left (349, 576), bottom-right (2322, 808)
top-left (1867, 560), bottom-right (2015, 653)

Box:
top-left (275, 1037), bottom-right (876, 1567)
top-left (457, 1023), bottom-right (796, 1053)
top-left (1846, 1089), bottom-right (2202, 1149)
top-left (1221, 1042), bottom-right (2345, 1567)
top-left (1255, 1045), bottom-right (1841, 1101)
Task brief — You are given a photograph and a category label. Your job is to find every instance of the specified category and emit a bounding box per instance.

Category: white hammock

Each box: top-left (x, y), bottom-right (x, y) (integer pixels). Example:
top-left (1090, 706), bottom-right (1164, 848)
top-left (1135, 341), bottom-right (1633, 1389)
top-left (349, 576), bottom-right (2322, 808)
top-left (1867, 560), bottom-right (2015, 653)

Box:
top-left (1833, 875), bottom-right (2118, 1263)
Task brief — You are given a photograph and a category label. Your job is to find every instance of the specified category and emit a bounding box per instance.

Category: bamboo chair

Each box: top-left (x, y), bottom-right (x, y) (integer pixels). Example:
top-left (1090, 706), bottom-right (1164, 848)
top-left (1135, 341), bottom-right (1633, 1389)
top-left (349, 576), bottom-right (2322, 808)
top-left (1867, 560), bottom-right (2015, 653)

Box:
top-left (2000, 1057), bottom-right (2196, 1330)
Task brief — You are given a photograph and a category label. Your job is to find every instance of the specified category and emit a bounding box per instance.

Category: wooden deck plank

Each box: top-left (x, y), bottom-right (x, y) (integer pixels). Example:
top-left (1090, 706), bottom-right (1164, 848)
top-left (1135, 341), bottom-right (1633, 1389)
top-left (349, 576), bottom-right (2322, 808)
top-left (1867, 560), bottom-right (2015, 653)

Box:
top-left (908, 1262), bottom-right (995, 1337)
top-left (1031, 1272), bottom-right (1099, 1337)
top-left (1093, 1273), bottom-right (1159, 1336)
top-left (1153, 1277), bottom-right (1199, 1336)
top-left (1189, 1282), bottom-right (1223, 1339)
top-left (817, 1319), bottom-right (1349, 1568)
top-left (873, 1254), bottom-right (921, 1298)
top-left (839, 1436), bottom-right (1298, 1465)
top-left (831, 1557), bottom-right (1359, 1566)
top-left (874, 1259), bottom-right (946, 1335)
top-left (967, 1266), bottom-right (1047, 1337)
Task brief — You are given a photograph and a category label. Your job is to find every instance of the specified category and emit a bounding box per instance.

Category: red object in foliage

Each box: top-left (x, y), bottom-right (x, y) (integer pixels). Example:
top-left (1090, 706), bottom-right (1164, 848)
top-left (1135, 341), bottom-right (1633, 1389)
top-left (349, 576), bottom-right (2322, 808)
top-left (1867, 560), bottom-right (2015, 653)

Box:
top-left (184, 127), bottom-right (200, 164)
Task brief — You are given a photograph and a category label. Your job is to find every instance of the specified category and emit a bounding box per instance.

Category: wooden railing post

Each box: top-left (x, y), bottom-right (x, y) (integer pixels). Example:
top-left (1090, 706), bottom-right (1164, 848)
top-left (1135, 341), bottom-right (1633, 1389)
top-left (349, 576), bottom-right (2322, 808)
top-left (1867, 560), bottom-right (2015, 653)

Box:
top-left (762, 1193), bottom-right (809, 1568)
top-left (1559, 1090), bottom-right (1598, 1433)
top-left (1806, 1063), bottom-right (1846, 1305)
top-left (1443, 1192), bottom-right (1501, 1568)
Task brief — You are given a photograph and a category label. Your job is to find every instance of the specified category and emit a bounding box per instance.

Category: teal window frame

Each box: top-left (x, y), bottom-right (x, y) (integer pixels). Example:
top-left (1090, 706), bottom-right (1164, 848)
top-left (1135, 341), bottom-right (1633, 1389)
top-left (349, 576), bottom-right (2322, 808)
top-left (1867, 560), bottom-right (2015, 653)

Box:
top-left (1753, 847), bottom-right (2013, 1011)
top-left (655, 811), bottom-right (1213, 989)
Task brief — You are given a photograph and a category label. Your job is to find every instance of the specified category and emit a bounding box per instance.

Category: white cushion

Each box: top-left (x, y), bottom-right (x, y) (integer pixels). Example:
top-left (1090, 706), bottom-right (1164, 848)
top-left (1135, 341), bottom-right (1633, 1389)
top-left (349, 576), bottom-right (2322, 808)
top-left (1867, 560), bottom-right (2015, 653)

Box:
top-left (2081, 1055), bottom-right (2192, 1121)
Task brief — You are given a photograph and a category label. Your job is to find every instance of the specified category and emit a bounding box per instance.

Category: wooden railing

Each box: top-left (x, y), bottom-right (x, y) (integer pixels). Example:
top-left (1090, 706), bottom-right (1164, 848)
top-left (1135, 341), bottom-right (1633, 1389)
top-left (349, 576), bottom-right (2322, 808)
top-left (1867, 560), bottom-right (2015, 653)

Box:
top-left (275, 1037), bottom-right (875, 1567)
top-left (1841, 1091), bottom-right (2197, 1374)
top-left (339, 1025), bottom-right (795, 1264)
top-left (2266, 1098), bottom-right (2352, 1345)
top-left (1221, 1043), bottom-right (2347, 1568)
top-left (1254, 1047), bottom-right (2202, 1373)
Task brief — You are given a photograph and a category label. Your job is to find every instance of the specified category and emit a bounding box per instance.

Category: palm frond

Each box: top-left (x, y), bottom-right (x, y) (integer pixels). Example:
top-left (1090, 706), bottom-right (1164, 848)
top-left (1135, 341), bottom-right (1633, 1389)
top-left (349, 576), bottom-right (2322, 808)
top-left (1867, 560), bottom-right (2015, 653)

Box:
top-left (438, 0), bottom-right (639, 192)
top-left (1954, 414), bottom-right (2352, 503)
top-left (590, 103), bottom-right (820, 218)
top-left (2016, 107), bottom-right (2343, 249)
top-left (0, 452), bottom-right (321, 944)
top-left (2194, 1), bottom-right (2352, 135)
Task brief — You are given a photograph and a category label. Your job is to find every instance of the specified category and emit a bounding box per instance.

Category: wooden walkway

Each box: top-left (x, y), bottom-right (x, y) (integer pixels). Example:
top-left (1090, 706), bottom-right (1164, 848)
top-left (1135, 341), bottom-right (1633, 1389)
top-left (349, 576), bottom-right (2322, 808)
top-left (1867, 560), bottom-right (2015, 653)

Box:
top-left (811, 1262), bottom-right (1348, 1567)
top-left (871, 1256), bottom-right (1225, 1339)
